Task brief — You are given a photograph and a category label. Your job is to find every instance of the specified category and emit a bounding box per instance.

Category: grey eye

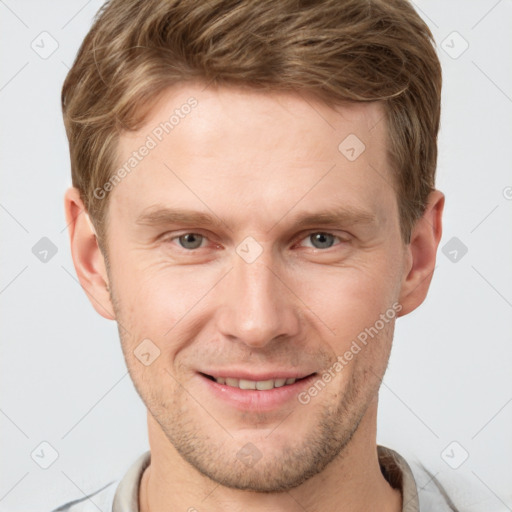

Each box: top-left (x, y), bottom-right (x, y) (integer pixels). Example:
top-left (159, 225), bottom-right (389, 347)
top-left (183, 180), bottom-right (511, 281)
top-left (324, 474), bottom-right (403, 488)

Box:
top-left (178, 233), bottom-right (204, 250)
top-left (309, 232), bottom-right (336, 249)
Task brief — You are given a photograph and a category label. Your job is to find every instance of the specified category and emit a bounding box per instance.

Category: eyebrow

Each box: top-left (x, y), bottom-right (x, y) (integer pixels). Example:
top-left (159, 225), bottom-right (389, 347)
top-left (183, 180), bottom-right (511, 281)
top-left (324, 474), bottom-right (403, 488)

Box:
top-left (136, 206), bottom-right (227, 230)
top-left (135, 205), bottom-right (377, 231)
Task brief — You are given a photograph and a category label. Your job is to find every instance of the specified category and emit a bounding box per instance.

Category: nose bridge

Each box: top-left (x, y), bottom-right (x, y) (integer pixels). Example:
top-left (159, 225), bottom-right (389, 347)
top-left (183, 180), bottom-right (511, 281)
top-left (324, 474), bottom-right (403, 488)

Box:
top-left (216, 244), bottom-right (299, 347)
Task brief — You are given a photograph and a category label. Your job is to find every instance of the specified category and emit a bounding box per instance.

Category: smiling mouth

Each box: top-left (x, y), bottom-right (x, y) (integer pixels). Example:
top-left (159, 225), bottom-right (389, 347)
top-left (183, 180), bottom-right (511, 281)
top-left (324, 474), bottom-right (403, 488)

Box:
top-left (200, 373), bottom-right (316, 390)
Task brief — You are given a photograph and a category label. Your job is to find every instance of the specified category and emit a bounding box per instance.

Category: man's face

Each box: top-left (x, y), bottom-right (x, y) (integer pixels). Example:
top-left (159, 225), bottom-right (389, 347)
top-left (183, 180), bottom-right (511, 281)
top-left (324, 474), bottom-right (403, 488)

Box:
top-left (104, 83), bottom-right (409, 491)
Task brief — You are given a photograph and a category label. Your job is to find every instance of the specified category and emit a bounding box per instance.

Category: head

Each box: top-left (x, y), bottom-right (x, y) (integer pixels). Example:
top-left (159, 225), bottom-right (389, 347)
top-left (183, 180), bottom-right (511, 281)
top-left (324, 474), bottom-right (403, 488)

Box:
top-left (63, 0), bottom-right (443, 493)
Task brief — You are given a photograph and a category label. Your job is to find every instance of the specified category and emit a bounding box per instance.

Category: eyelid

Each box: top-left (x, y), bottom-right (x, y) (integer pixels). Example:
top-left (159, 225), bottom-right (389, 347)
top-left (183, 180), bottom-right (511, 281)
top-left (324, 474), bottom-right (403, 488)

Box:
top-left (165, 231), bottom-right (209, 246)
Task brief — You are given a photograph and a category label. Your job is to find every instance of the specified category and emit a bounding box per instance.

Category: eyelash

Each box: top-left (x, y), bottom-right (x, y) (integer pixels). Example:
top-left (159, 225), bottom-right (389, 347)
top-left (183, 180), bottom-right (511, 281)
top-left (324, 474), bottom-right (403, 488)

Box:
top-left (163, 231), bottom-right (349, 252)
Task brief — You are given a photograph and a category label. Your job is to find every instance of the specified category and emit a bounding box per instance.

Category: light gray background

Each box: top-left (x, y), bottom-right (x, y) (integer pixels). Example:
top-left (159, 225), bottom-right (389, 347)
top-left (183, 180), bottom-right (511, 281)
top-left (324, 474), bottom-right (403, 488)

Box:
top-left (1, 1), bottom-right (511, 510)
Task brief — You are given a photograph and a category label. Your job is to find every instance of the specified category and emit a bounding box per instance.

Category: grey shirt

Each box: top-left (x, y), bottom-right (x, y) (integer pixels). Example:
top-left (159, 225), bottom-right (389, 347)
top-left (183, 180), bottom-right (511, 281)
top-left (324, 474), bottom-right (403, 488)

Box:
top-left (52, 445), bottom-right (458, 511)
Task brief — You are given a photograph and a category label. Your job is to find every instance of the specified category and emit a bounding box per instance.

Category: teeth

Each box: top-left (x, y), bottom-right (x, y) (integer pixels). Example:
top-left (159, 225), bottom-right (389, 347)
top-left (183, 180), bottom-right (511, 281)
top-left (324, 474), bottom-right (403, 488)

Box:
top-left (213, 376), bottom-right (298, 389)
top-left (256, 379), bottom-right (274, 391)
top-left (239, 379), bottom-right (256, 390)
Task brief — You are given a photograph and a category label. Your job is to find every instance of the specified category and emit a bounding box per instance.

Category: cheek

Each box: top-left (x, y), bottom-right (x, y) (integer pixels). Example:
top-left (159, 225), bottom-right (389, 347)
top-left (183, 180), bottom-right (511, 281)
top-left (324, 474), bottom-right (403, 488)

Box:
top-left (291, 260), bottom-right (399, 346)
top-left (111, 264), bottom-right (221, 351)
top-left (113, 262), bottom-right (184, 318)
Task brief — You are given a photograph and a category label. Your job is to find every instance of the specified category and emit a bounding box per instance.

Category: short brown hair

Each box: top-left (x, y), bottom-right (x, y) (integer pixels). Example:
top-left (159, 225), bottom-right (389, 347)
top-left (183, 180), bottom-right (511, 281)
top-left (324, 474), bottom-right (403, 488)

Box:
top-left (61, 0), bottom-right (442, 250)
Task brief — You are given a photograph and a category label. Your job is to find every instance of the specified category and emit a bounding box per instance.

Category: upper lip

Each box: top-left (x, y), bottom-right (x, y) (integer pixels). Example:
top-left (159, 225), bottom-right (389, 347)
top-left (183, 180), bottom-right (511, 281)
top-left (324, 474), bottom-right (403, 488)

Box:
top-left (198, 370), bottom-right (317, 381)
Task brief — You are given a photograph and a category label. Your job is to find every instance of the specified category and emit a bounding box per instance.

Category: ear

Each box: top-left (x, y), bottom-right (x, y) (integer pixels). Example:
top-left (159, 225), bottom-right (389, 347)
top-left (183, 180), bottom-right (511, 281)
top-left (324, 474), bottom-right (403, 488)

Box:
top-left (397, 189), bottom-right (445, 317)
top-left (64, 187), bottom-right (115, 320)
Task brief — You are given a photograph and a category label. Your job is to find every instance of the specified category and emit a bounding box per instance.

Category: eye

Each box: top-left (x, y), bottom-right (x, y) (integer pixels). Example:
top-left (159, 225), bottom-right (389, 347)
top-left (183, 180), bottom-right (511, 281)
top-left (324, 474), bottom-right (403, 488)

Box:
top-left (298, 232), bottom-right (345, 250)
top-left (164, 231), bottom-right (347, 252)
top-left (174, 233), bottom-right (207, 250)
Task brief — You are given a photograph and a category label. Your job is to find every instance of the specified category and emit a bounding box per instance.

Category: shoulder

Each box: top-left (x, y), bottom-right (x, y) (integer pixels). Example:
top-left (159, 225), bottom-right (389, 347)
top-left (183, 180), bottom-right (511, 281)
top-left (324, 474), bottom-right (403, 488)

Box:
top-left (378, 445), bottom-right (463, 512)
top-left (50, 480), bottom-right (118, 512)
top-left (49, 450), bottom-right (151, 512)
top-left (408, 461), bottom-right (461, 511)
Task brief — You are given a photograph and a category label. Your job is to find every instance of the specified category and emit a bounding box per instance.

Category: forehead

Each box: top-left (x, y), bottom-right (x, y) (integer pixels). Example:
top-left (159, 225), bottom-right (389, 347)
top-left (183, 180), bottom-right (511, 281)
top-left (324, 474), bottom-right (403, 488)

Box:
top-left (119, 81), bottom-right (387, 161)
top-left (111, 82), bottom-right (395, 232)
top-left (132, 83), bottom-right (385, 155)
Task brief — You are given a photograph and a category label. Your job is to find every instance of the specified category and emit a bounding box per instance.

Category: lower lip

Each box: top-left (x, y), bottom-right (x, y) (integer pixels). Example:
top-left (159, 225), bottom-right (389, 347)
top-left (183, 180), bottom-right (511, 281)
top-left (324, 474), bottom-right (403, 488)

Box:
top-left (197, 373), bottom-right (318, 411)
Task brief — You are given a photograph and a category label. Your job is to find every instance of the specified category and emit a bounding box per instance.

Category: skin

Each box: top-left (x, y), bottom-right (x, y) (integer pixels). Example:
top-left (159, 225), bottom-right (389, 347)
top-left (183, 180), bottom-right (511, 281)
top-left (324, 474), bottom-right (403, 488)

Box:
top-left (65, 82), bottom-right (444, 512)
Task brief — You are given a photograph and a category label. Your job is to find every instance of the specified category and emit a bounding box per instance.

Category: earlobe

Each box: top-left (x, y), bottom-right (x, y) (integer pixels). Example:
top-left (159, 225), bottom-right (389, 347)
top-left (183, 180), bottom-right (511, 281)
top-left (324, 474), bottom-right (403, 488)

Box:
top-left (397, 189), bottom-right (445, 317)
top-left (64, 187), bottom-right (115, 320)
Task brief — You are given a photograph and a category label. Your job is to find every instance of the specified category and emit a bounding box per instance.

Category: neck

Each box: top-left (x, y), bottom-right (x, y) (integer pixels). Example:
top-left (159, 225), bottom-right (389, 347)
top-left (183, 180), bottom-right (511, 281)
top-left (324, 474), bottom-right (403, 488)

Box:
top-left (139, 402), bottom-right (402, 512)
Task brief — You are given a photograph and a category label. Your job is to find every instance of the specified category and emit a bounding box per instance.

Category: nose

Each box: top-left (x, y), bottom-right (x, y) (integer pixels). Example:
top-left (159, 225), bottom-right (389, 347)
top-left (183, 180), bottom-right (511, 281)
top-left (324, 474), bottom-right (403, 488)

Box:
top-left (216, 245), bottom-right (301, 348)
